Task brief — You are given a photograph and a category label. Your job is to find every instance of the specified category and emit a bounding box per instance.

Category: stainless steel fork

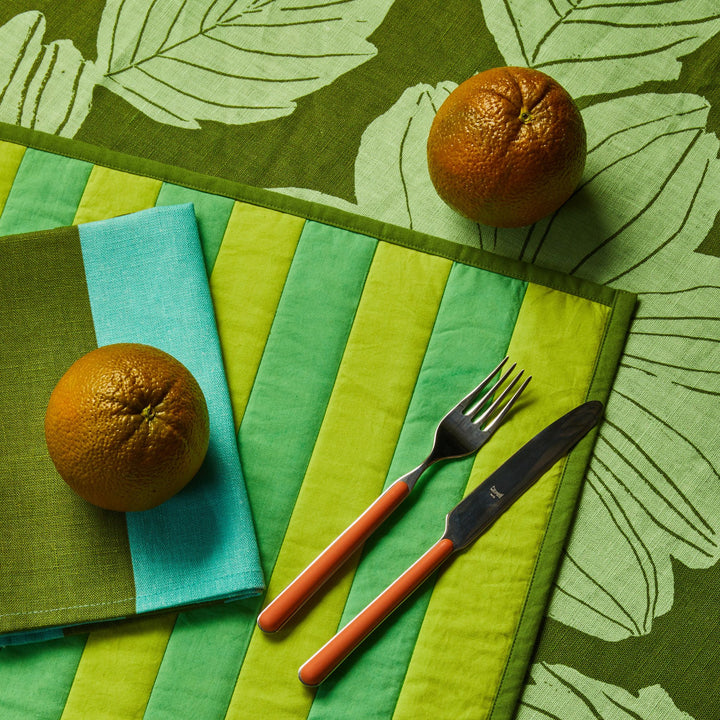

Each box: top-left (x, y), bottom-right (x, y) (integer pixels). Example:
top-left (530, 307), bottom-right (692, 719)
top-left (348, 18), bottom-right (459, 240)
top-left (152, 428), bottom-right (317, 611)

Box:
top-left (257, 357), bottom-right (530, 633)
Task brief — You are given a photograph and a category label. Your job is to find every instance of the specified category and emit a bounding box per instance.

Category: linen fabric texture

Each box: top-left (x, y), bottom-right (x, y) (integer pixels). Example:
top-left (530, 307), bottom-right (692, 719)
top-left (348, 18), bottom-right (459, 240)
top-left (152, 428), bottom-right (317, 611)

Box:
top-left (0, 204), bottom-right (264, 644)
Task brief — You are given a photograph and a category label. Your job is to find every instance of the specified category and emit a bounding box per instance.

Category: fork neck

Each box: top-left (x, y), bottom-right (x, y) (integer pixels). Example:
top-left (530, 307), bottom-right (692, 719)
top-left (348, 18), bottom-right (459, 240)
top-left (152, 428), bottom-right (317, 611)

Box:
top-left (397, 459), bottom-right (433, 493)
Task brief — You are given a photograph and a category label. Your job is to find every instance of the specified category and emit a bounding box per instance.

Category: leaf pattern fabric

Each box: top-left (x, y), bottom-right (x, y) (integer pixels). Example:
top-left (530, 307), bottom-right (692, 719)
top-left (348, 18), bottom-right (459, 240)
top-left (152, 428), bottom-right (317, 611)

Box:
top-left (0, 0), bottom-right (718, 718)
top-left (519, 663), bottom-right (694, 719)
top-left (96, 0), bottom-right (395, 128)
top-left (0, 12), bottom-right (97, 135)
top-left (483, 0), bottom-right (720, 97)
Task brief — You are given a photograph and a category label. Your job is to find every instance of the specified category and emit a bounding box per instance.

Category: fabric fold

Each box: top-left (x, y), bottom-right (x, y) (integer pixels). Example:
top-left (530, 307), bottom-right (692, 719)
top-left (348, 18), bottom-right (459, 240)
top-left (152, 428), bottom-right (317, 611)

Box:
top-left (0, 204), bottom-right (264, 645)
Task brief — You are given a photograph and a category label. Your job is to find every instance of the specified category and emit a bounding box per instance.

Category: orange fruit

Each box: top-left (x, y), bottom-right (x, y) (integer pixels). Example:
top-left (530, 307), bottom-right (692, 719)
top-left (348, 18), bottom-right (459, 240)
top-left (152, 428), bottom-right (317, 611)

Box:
top-left (44, 343), bottom-right (210, 512)
top-left (427, 66), bottom-right (586, 227)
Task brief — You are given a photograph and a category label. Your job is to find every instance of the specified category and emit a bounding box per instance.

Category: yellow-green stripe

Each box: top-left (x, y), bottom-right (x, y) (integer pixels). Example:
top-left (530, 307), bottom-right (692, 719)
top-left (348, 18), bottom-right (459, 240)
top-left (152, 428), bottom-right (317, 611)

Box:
top-left (209, 202), bottom-right (305, 428)
top-left (226, 241), bottom-right (452, 718)
top-left (0, 141), bottom-right (25, 214)
top-left (60, 615), bottom-right (177, 720)
top-left (393, 282), bottom-right (610, 720)
top-left (309, 263), bottom-right (527, 716)
top-left (72, 166), bottom-right (161, 224)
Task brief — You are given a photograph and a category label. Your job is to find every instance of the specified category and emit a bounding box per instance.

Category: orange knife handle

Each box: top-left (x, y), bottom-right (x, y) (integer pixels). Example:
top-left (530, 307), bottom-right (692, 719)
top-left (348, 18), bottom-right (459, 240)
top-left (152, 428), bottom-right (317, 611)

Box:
top-left (298, 536), bottom-right (455, 686)
top-left (257, 480), bottom-right (412, 633)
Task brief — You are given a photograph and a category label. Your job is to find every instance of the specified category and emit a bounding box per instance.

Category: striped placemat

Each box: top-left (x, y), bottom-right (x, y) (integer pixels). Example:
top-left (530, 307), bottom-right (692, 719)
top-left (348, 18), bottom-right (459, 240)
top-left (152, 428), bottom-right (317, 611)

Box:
top-left (0, 131), bottom-right (634, 720)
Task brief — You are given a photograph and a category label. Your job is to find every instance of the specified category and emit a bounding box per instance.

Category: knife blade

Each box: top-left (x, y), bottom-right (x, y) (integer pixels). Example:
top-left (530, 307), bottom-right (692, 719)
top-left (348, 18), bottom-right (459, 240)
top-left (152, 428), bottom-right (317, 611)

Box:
top-left (298, 400), bottom-right (603, 686)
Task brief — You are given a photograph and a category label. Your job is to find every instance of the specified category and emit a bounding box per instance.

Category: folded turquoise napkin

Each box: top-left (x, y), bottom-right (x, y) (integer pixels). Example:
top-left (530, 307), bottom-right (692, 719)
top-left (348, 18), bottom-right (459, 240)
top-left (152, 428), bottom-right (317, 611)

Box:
top-left (0, 203), bottom-right (264, 645)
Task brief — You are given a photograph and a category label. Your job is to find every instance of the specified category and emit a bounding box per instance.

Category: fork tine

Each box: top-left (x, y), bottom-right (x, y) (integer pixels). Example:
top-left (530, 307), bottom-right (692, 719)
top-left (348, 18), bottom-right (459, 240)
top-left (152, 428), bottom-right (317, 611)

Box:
top-left (465, 360), bottom-right (517, 417)
top-left (478, 373), bottom-right (531, 433)
top-left (456, 356), bottom-right (509, 412)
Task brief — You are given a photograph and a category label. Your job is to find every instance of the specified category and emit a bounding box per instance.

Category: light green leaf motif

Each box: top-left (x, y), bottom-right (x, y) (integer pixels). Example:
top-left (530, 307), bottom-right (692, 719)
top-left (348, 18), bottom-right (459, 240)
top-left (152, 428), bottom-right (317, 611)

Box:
top-left (484, 93), bottom-right (720, 640)
top-left (0, 12), bottom-right (99, 136)
top-left (95, 0), bottom-right (395, 128)
top-left (273, 82), bottom-right (481, 243)
top-left (484, 93), bottom-right (720, 291)
top-left (517, 663), bottom-right (695, 719)
top-left (482, 0), bottom-right (720, 98)
top-left (548, 286), bottom-right (720, 640)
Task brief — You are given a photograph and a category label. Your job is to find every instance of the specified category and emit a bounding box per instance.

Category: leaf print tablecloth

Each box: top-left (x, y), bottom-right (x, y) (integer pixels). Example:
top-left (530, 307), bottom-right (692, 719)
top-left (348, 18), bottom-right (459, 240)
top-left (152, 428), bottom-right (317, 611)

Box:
top-left (0, 1), bottom-right (719, 720)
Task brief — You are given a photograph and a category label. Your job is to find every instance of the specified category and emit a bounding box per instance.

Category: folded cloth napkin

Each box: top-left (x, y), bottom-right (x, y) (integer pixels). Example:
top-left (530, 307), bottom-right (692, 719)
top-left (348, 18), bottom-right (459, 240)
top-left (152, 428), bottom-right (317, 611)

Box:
top-left (0, 203), bottom-right (264, 645)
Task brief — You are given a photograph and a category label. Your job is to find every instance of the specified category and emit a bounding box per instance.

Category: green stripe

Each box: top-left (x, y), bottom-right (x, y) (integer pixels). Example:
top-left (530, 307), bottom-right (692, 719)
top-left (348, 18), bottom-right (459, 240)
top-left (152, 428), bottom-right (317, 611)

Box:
top-left (0, 148), bottom-right (91, 233)
top-left (142, 601), bottom-right (258, 720)
top-left (242, 221), bottom-right (378, 578)
top-left (309, 264), bottom-right (527, 716)
top-left (228, 242), bottom-right (452, 719)
top-left (0, 226), bottom-right (135, 634)
top-left (144, 222), bottom-right (377, 720)
top-left (155, 183), bottom-right (235, 274)
top-left (0, 635), bottom-right (86, 720)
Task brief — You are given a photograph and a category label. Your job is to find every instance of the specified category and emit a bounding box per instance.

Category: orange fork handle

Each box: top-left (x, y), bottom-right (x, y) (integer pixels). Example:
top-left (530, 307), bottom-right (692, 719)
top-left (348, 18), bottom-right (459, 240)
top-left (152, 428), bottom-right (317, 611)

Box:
top-left (257, 479), bottom-right (412, 633)
top-left (298, 536), bottom-right (455, 687)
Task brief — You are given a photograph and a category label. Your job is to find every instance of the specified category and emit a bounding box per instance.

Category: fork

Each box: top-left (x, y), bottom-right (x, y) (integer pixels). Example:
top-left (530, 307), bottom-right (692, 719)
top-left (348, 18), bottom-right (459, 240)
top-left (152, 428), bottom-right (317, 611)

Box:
top-left (256, 357), bottom-right (530, 633)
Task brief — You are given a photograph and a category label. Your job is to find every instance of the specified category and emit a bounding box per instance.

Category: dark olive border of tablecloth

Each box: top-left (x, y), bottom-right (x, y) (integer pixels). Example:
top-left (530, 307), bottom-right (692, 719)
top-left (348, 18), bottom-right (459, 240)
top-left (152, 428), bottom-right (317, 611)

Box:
top-left (0, 121), bottom-right (636, 719)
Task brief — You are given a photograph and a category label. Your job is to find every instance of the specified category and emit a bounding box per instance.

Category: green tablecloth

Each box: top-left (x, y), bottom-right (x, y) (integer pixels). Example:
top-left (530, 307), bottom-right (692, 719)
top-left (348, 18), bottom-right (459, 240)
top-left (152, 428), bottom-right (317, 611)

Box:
top-left (0, 2), bottom-right (718, 719)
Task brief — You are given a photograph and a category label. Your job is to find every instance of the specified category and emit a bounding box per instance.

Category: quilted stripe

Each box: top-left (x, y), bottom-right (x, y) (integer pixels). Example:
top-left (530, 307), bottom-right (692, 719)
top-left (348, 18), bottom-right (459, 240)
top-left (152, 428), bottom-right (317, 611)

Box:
top-left (142, 603), bottom-right (256, 720)
top-left (0, 141), bottom-right (25, 214)
top-left (208, 201), bottom-right (305, 427)
top-left (72, 166), bottom-right (162, 225)
top-left (59, 614), bottom-right (177, 720)
top-left (308, 263), bottom-right (528, 717)
top-left (0, 147), bottom-right (91, 233)
top-left (144, 221), bottom-right (377, 720)
top-left (227, 241), bottom-right (452, 718)
top-left (0, 636), bottom-right (86, 720)
top-left (242, 221), bottom-right (378, 577)
top-left (393, 283), bottom-right (611, 720)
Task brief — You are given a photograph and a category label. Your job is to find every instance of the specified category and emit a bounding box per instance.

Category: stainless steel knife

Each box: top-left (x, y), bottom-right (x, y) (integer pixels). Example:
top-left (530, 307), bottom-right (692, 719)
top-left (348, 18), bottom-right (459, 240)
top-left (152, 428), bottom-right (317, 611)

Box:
top-left (298, 400), bottom-right (603, 686)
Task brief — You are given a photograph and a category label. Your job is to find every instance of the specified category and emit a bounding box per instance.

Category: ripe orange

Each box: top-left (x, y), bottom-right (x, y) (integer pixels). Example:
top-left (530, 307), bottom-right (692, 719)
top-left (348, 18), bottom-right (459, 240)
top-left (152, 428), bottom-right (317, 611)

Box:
top-left (44, 343), bottom-right (210, 512)
top-left (427, 66), bottom-right (586, 227)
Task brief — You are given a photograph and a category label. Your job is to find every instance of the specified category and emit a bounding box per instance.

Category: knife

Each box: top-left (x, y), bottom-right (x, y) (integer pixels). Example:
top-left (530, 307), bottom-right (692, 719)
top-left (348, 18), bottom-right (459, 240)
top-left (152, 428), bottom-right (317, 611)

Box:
top-left (298, 400), bottom-right (603, 686)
